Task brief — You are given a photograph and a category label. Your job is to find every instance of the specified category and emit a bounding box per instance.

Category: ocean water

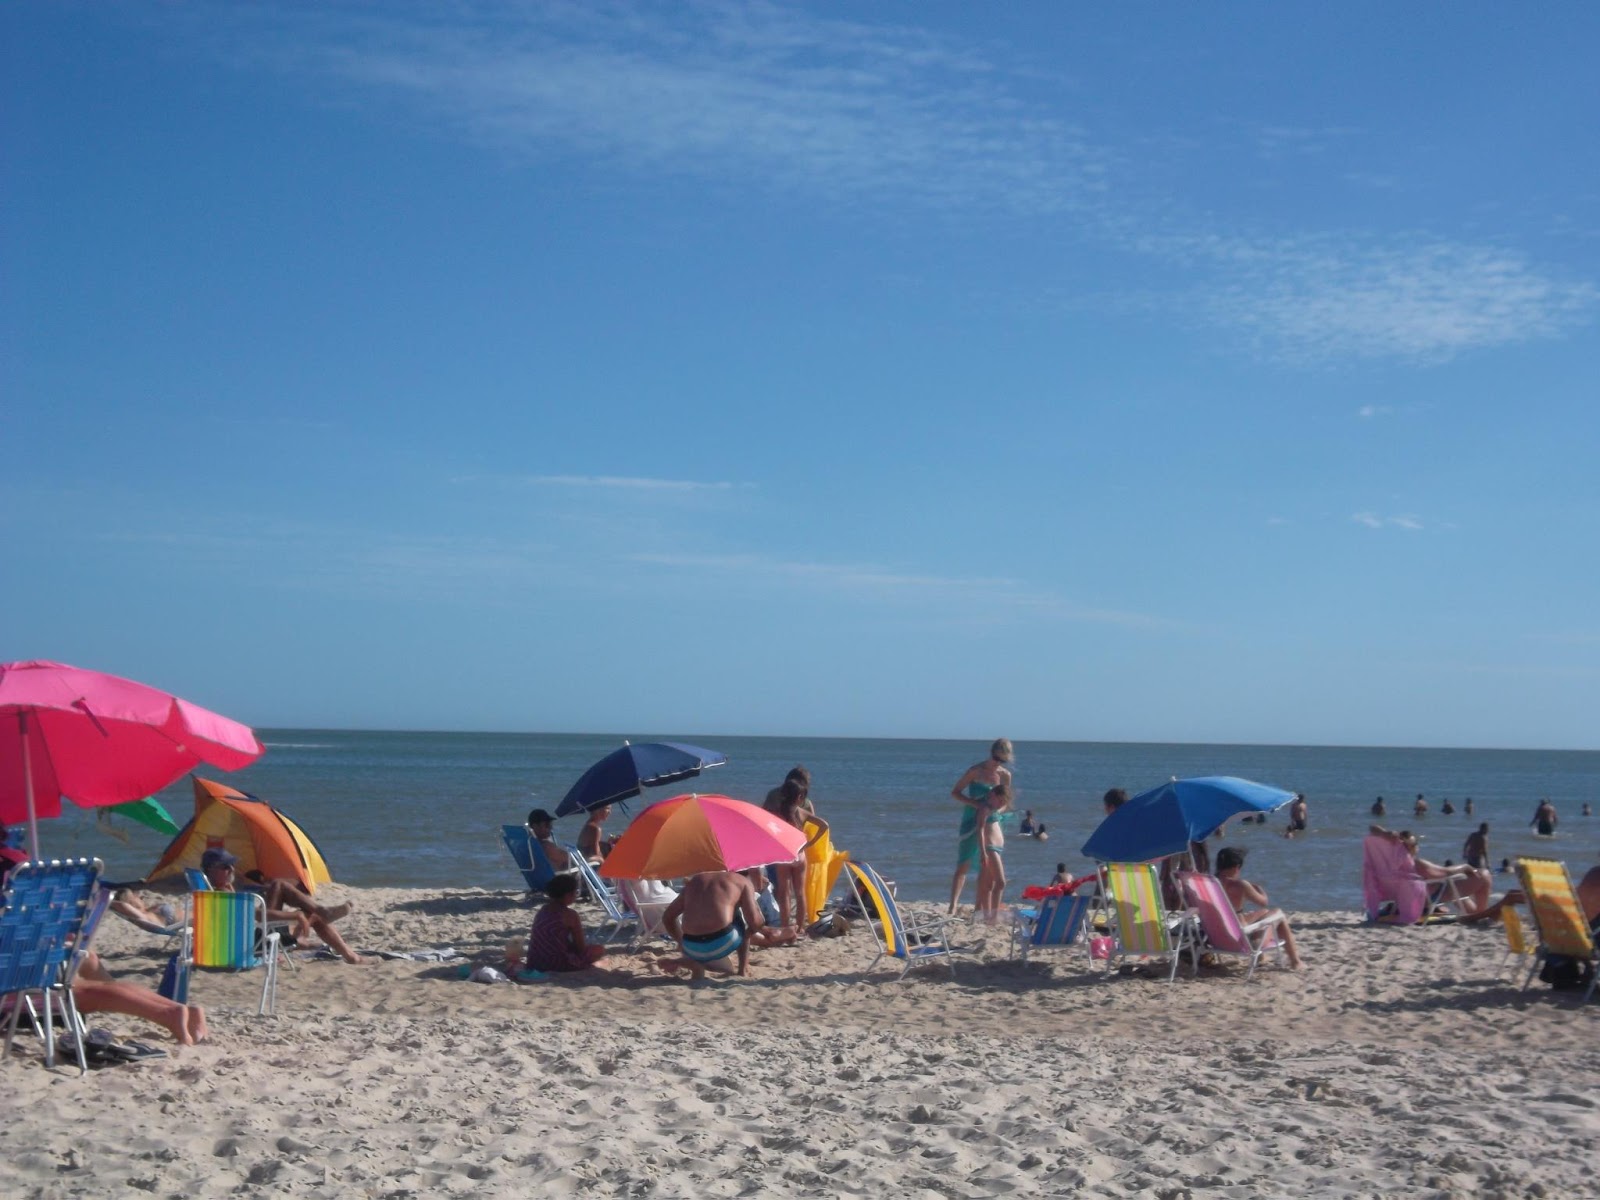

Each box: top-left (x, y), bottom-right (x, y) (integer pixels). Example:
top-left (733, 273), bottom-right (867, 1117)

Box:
top-left (40, 731), bottom-right (1600, 913)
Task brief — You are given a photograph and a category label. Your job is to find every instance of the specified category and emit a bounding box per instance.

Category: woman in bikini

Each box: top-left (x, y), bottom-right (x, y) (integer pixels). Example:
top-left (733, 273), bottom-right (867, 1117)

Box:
top-left (947, 738), bottom-right (1013, 914)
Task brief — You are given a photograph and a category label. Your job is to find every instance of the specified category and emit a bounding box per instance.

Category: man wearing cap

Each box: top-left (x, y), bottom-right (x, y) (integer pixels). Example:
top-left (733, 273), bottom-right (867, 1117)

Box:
top-left (525, 809), bottom-right (573, 874)
top-left (201, 848), bottom-right (368, 964)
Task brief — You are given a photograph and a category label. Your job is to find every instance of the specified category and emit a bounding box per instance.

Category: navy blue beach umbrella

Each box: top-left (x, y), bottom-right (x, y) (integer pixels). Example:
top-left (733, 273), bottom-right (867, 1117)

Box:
top-left (555, 740), bottom-right (728, 818)
top-left (1080, 776), bottom-right (1295, 863)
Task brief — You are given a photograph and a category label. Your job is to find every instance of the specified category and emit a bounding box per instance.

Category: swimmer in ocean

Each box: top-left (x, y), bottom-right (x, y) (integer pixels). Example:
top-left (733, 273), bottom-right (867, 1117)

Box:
top-left (1531, 798), bottom-right (1558, 837)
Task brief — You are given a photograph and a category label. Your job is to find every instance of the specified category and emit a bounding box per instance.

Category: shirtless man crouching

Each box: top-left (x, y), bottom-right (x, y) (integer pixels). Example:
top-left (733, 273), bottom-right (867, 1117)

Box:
top-left (657, 871), bottom-right (766, 981)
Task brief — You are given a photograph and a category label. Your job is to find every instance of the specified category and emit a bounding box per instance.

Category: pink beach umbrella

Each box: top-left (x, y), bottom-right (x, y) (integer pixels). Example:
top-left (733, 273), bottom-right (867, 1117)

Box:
top-left (0, 660), bottom-right (264, 859)
top-left (598, 793), bottom-right (807, 880)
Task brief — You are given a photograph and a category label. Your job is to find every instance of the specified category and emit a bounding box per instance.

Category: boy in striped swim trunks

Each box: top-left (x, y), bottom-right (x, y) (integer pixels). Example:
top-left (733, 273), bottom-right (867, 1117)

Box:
top-left (657, 871), bottom-right (767, 981)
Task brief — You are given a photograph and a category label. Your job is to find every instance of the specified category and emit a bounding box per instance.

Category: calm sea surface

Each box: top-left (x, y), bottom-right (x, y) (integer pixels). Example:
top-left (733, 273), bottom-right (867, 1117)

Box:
top-left (45, 732), bottom-right (1600, 912)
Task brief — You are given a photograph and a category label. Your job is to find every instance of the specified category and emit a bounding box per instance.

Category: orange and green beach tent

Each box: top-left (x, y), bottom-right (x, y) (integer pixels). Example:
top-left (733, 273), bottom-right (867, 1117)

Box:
top-left (148, 776), bottom-right (332, 894)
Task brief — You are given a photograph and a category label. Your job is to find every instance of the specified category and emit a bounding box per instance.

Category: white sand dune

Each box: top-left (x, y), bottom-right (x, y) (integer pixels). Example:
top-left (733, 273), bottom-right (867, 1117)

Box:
top-left (5, 884), bottom-right (1597, 1198)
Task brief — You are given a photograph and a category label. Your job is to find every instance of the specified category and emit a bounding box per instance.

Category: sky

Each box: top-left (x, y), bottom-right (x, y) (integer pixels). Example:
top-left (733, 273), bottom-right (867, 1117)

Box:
top-left (4, 2), bottom-right (1598, 749)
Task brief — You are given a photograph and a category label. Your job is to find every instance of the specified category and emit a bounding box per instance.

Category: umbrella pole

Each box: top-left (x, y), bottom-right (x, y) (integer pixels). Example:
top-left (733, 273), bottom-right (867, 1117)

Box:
top-left (20, 711), bottom-right (40, 860)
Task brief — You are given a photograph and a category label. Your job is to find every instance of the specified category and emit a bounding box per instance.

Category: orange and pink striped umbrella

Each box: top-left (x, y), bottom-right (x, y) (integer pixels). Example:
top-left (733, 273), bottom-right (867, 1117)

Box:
top-left (599, 793), bottom-right (806, 880)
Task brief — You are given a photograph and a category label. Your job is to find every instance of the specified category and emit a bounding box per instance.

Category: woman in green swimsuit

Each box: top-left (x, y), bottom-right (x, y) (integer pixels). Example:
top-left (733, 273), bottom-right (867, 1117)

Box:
top-left (947, 738), bottom-right (1013, 914)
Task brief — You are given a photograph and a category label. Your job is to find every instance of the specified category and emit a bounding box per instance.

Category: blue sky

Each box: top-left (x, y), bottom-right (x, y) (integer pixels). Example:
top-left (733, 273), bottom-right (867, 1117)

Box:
top-left (5, 2), bottom-right (1597, 748)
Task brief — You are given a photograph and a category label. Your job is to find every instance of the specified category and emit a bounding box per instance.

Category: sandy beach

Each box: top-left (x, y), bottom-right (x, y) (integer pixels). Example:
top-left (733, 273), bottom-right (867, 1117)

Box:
top-left (5, 883), bottom-right (1597, 1199)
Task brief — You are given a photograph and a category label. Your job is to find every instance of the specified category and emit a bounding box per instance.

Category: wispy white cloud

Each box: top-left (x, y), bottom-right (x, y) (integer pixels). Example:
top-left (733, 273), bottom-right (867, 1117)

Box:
top-left (1356, 404), bottom-right (1393, 419)
top-left (1352, 511), bottom-right (1427, 531)
top-left (631, 550), bottom-right (1174, 628)
top-left (215, 2), bottom-right (1594, 367)
top-left (267, 1), bottom-right (1105, 217)
top-left (525, 475), bottom-right (741, 492)
top-left (1143, 231), bottom-right (1597, 364)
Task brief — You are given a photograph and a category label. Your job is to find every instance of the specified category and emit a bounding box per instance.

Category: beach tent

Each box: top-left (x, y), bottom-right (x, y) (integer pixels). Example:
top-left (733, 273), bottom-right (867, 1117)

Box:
top-left (147, 777), bottom-right (332, 894)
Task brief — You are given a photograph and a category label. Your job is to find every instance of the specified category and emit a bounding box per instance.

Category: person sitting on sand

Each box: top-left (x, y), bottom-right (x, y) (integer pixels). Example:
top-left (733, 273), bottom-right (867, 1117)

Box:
top-left (526, 808), bottom-right (573, 873)
top-left (1214, 847), bottom-right (1303, 969)
top-left (522, 875), bottom-right (606, 973)
top-left (657, 870), bottom-right (766, 981)
top-left (576, 803), bottom-right (617, 864)
top-left (739, 869), bottom-right (800, 947)
top-left (202, 849), bottom-right (368, 964)
top-left (72, 949), bottom-right (208, 1046)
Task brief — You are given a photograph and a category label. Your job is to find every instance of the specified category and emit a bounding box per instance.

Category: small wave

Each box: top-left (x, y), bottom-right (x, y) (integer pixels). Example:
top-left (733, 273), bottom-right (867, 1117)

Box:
top-left (261, 741), bottom-right (335, 749)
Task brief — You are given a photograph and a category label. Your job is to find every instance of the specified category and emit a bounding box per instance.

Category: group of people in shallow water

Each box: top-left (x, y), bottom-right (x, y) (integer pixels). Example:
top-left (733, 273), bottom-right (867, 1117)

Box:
top-left (1368, 792), bottom-right (1583, 838)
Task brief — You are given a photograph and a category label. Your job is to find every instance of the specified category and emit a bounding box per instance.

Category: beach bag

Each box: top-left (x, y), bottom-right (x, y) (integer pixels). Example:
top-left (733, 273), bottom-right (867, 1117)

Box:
top-left (806, 912), bottom-right (848, 939)
top-left (157, 953), bottom-right (188, 1003)
top-left (1539, 955), bottom-right (1592, 992)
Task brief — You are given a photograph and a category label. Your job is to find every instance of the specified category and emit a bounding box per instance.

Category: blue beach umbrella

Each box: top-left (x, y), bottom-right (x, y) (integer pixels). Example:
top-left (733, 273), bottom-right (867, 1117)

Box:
top-left (555, 740), bottom-right (728, 818)
top-left (1081, 776), bottom-right (1295, 863)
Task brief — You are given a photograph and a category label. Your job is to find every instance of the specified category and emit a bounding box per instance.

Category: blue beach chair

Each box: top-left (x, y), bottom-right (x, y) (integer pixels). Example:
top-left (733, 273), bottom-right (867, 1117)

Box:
top-left (500, 825), bottom-right (579, 895)
top-left (1, 858), bottom-right (106, 1074)
top-left (845, 861), bottom-right (960, 979)
top-left (1010, 891), bottom-right (1094, 965)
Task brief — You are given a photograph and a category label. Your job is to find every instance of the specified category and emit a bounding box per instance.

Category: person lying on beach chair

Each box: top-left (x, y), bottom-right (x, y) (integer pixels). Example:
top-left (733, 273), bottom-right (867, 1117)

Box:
top-left (1368, 826), bottom-right (1493, 916)
top-left (656, 871), bottom-right (767, 981)
top-left (201, 849), bottom-right (368, 964)
top-left (109, 890), bottom-right (184, 936)
top-left (73, 949), bottom-right (208, 1046)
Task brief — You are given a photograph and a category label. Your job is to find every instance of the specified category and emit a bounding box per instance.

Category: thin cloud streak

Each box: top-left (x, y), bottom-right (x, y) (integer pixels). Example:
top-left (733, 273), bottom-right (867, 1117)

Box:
top-left (1352, 512), bottom-right (1427, 531)
top-left (528, 475), bottom-right (741, 492)
top-left (631, 550), bottom-right (1175, 628)
top-left (221, 2), bottom-right (1593, 366)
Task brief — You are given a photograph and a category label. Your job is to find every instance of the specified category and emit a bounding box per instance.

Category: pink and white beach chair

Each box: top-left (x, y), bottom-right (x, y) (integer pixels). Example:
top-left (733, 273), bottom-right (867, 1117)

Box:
top-left (1178, 870), bottom-right (1285, 981)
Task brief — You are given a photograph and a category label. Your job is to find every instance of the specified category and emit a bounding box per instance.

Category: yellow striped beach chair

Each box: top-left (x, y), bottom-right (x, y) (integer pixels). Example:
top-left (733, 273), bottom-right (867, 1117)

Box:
top-left (1099, 862), bottom-right (1197, 985)
top-left (1500, 906), bottom-right (1535, 980)
top-left (1514, 857), bottom-right (1598, 1004)
top-left (182, 890), bottom-right (280, 1016)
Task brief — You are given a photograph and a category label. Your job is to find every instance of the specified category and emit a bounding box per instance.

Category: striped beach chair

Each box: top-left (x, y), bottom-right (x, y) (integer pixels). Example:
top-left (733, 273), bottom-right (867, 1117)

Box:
top-left (1010, 891), bottom-right (1094, 965)
top-left (561, 845), bottom-right (639, 945)
top-left (845, 861), bottom-right (958, 979)
top-left (181, 890), bottom-right (280, 1016)
top-left (1500, 905), bottom-right (1536, 980)
top-left (1178, 870), bottom-right (1285, 981)
top-left (1099, 861), bottom-right (1197, 984)
top-left (1514, 857), bottom-right (1598, 1004)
